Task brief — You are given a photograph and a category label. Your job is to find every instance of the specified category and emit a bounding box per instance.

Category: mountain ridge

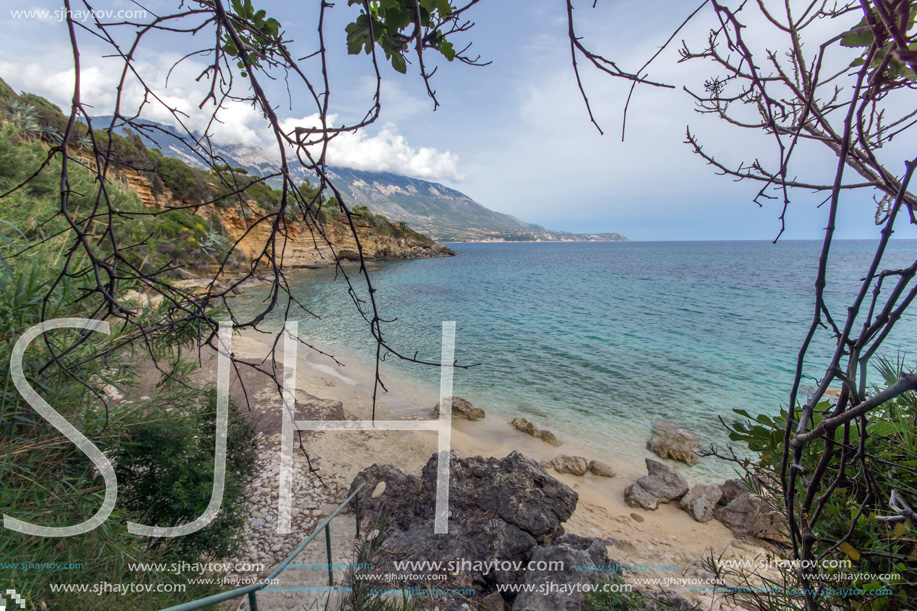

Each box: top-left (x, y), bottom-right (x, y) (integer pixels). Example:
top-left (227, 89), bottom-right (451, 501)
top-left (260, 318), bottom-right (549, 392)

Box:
top-left (96, 116), bottom-right (627, 243)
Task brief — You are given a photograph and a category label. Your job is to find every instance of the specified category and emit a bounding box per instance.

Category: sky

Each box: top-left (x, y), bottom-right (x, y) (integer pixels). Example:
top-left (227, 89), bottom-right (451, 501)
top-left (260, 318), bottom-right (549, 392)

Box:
top-left (1, 0), bottom-right (915, 240)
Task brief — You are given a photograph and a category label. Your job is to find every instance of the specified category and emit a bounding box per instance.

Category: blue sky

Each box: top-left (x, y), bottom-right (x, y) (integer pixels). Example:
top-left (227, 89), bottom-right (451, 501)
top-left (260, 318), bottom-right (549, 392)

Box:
top-left (1, 0), bottom-right (914, 241)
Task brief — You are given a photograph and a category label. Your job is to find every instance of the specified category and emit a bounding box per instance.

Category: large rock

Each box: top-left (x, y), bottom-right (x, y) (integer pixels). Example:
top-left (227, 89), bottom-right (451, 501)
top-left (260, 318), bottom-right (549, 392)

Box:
top-left (646, 420), bottom-right (701, 465)
top-left (714, 493), bottom-right (786, 541)
top-left (348, 451), bottom-right (602, 604)
top-left (432, 396), bottom-right (485, 421)
top-left (511, 417), bottom-right (561, 446)
top-left (624, 459), bottom-right (689, 510)
top-left (588, 460), bottom-right (616, 478)
top-left (535, 428), bottom-right (560, 445)
top-left (512, 534), bottom-right (613, 611)
top-left (718, 478), bottom-right (748, 506)
top-left (680, 484), bottom-right (723, 523)
top-left (552, 455), bottom-right (588, 476)
top-left (511, 417), bottom-right (537, 435)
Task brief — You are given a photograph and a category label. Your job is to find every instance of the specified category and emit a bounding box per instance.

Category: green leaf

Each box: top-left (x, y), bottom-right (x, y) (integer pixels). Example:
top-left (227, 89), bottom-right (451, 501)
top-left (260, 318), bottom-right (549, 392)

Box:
top-left (265, 17), bottom-right (280, 37)
top-left (345, 17), bottom-right (373, 55)
top-left (840, 18), bottom-right (874, 48)
top-left (434, 0), bottom-right (453, 16)
top-left (391, 52), bottom-right (407, 74)
top-left (440, 40), bottom-right (455, 61)
top-left (868, 421), bottom-right (902, 437)
top-left (839, 541), bottom-right (861, 561)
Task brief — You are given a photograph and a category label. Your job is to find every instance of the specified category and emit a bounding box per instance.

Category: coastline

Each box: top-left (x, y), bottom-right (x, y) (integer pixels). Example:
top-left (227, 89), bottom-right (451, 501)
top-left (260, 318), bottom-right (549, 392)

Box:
top-left (224, 327), bottom-right (774, 610)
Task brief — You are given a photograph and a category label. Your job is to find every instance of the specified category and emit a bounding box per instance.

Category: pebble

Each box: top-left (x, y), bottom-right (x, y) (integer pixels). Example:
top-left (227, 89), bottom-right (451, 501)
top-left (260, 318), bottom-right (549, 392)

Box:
top-left (219, 435), bottom-right (344, 581)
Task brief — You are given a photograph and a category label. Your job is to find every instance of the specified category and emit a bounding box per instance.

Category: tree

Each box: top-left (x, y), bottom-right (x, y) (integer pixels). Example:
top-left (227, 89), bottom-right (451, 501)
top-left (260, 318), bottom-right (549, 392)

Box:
top-left (4, 2), bottom-right (917, 609)
top-left (643, 2), bottom-right (917, 609)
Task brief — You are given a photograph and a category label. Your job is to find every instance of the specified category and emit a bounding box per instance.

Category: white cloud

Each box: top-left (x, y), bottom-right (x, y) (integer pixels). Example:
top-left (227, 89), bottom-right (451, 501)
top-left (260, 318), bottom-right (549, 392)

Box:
top-left (0, 46), bottom-right (465, 182)
top-left (279, 114), bottom-right (466, 181)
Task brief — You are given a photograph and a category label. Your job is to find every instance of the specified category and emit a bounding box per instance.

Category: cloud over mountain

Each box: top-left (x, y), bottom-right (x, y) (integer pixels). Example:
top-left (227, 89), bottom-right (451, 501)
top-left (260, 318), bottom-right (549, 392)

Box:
top-left (0, 52), bottom-right (465, 183)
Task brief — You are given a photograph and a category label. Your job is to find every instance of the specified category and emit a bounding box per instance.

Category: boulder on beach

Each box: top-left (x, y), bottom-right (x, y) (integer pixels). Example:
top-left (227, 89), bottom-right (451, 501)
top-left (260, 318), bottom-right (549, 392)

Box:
top-left (535, 428), bottom-right (560, 445)
top-left (512, 534), bottom-right (611, 611)
top-left (714, 492), bottom-right (786, 541)
top-left (431, 396), bottom-right (485, 421)
top-left (348, 451), bottom-right (611, 608)
top-left (680, 484), bottom-right (723, 523)
top-left (624, 459), bottom-right (689, 510)
top-left (718, 478), bottom-right (748, 506)
top-left (511, 417), bottom-right (562, 446)
top-left (552, 455), bottom-right (588, 476)
top-left (646, 419), bottom-right (701, 465)
top-left (511, 417), bottom-right (536, 435)
top-left (588, 460), bottom-right (616, 478)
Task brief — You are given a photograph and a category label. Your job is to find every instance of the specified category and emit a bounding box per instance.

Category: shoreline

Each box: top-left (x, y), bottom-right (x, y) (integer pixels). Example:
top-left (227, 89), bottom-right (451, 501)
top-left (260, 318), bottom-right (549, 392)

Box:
top-left (226, 260), bottom-right (740, 484)
top-left (227, 327), bottom-right (774, 610)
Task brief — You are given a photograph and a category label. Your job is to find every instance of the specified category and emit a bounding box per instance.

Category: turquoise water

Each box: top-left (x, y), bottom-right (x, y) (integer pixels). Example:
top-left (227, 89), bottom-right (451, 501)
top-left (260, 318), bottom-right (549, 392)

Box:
top-left (231, 240), bottom-right (917, 476)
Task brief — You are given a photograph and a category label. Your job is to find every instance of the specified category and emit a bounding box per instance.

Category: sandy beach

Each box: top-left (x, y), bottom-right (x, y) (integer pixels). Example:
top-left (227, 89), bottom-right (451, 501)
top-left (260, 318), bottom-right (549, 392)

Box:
top-left (214, 328), bottom-right (776, 611)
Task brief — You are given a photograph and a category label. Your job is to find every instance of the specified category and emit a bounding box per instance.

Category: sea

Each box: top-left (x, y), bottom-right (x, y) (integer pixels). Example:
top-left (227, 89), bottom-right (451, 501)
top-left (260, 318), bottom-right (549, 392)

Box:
top-left (230, 240), bottom-right (917, 479)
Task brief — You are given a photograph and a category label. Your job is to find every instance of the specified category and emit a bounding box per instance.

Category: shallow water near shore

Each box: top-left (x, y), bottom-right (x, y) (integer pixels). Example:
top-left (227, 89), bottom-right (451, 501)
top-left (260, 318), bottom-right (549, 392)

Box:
top-left (230, 240), bottom-right (917, 480)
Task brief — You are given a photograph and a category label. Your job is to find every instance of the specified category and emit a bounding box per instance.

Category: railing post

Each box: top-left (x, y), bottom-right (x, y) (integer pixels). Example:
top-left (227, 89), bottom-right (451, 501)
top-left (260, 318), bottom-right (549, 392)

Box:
top-left (325, 523), bottom-right (334, 585)
top-left (355, 491), bottom-right (361, 539)
top-left (247, 590), bottom-right (258, 611)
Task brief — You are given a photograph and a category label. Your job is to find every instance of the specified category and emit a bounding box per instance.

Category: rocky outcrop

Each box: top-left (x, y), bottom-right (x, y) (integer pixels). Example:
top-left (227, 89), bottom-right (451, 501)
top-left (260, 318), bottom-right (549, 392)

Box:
top-left (624, 459), bottom-right (689, 510)
top-left (679, 484), bottom-right (723, 523)
top-left (348, 452), bottom-right (611, 609)
top-left (431, 396), bottom-right (485, 421)
top-left (545, 456), bottom-right (615, 478)
top-left (646, 420), bottom-right (701, 465)
top-left (551, 455), bottom-right (588, 476)
top-left (120, 167), bottom-right (453, 265)
top-left (718, 478), bottom-right (748, 506)
top-left (714, 493), bottom-right (786, 541)
top-left (511, 417), bottom-right (561, 446)
top-left (214, 205), bottom-right (455, 268)
top-left (512, 534), bottom-right (610, 611)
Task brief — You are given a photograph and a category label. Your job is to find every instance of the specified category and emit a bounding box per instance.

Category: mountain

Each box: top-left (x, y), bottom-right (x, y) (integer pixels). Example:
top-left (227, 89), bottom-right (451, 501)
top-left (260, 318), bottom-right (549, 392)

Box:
top-left (95, 117), bottom-right (628, 243)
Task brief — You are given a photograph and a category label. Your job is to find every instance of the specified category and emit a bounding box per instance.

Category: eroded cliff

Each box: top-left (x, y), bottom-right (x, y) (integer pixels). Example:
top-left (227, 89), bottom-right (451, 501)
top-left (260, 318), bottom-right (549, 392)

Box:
top-left (122, 169), bottom-right (455, 270)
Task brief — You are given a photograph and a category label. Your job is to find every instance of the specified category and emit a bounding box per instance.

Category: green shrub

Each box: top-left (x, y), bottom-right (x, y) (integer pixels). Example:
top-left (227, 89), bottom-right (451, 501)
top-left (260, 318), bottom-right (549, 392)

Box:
top-left (584, 576), bottom-right (664, 611)
top-left (0, 76), bottom-right (16, 102)
top-left (19, 92), bottom-right (68, 135)
top-left (0, 251), bottom-right (232, 609)
top-left (156, 156), bottom-right (212, 203)
top-left (114, 385), bottom-right (257, 558)
top-left (727, 360), bottom-right (917, 610)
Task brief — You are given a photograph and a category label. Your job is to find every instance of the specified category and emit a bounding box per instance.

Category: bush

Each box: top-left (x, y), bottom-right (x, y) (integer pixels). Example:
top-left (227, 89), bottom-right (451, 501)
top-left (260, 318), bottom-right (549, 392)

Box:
top-left (726, 360), bottom-right (917, 610)
top-left (156, 156), bottom-right (212, 203)
top-left (584, 577), bottom-right (664, 611)
top-left (114, 385), bottom-right (257, 558)
top-left (0, 251), bottom-right (233, 609)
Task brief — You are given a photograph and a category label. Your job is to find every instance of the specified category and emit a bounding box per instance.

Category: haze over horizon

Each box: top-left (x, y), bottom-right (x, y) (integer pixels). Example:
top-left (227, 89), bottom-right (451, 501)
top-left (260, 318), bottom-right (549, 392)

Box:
top-left (2, 0), bottom-right (914, 241)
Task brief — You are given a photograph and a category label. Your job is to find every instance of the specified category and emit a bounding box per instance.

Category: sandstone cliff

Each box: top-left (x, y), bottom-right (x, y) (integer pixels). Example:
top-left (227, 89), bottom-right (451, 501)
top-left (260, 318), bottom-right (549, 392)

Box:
top-left (121, 168), bottom-right (455, 270)
top-left (213, 205), bottom-right (454, 268)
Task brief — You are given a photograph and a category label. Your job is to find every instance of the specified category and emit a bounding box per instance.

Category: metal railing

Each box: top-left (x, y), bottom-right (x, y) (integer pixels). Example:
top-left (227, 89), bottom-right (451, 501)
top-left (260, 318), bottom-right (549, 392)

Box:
top-left (158, 483), bottom-right (363, 611)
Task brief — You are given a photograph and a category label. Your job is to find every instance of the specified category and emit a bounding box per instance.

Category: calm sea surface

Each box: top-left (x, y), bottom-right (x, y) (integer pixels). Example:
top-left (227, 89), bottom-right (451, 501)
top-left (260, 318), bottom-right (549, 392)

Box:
top-left (231, 240), bottom-right (917, 477)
